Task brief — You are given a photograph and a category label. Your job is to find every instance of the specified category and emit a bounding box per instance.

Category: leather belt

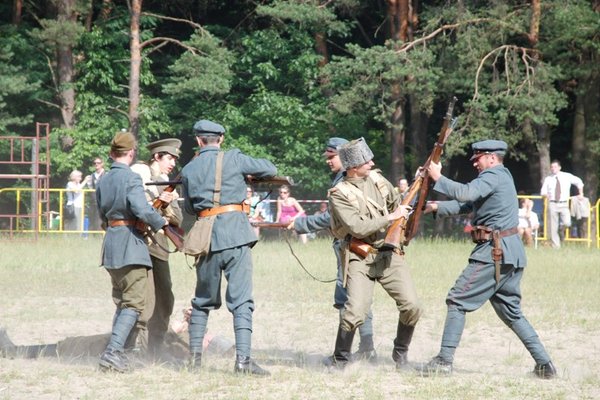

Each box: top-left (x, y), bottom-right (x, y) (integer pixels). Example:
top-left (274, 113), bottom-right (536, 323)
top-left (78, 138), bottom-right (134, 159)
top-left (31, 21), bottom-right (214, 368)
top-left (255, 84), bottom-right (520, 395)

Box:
top-left (498, 226), bottom-right (519, 237)
top-left (550, 200), bottom-right (567, 203)
top-left (108, 219), bottom-right (147, 231)
top-left (197, 203), bottom-right (249, 218)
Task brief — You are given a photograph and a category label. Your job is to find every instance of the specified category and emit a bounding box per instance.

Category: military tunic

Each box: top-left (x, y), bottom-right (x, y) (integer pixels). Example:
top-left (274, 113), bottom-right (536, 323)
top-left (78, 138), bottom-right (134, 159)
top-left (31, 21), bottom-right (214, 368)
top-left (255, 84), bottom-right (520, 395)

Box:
top-left (329, 171), bottom-right (422, 332)
top-left (95, 161), bottom-right (166, 313)
top-left (294, 171), bottom-right (376, 341)
top-left (433, 164), bottom-right (551, 365)
top-left (181, 146), bottom-right (276, 357)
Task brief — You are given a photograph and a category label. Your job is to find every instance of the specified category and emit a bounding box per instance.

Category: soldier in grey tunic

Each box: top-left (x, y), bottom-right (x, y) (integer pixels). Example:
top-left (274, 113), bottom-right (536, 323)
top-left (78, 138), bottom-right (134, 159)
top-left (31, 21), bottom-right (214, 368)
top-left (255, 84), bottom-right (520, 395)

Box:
top-left (181, 119), bottom-right (277, 376)
top-left (291, 137), bottom-right (377, 363)
top-left (95, 131), bottom-right (168, 372)
top-left (421, 139), bottom-right (556, 378)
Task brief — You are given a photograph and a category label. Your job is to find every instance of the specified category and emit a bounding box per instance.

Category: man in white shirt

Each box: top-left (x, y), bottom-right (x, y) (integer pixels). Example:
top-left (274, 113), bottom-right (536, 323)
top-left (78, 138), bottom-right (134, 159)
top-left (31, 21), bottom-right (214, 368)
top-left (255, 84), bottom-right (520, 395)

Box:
top-left (540, 160), bottom-right (584, 248)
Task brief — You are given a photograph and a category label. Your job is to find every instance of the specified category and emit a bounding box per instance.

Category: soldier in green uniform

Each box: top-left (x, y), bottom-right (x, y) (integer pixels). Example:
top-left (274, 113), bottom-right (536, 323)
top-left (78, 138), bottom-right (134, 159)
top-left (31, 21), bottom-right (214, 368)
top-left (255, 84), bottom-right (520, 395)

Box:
top-left (421, 139), bottom-right (556, 378)
top-left (181, 119), bottom-right (277, 376)
top-left (327, 138), bottom-right (422, 370)
top-left (129, 139), bottom-right (183, 359)
top-left (95, 131), bottom-right (168, 372)
top-left (291, 137), bottom-right (378, 363)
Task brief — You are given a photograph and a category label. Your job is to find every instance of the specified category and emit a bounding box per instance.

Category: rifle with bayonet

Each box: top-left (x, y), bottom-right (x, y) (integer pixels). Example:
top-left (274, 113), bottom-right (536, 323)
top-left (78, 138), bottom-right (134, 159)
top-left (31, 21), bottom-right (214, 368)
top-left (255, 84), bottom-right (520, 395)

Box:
top-left (382, 96), bottom-right (458, 249)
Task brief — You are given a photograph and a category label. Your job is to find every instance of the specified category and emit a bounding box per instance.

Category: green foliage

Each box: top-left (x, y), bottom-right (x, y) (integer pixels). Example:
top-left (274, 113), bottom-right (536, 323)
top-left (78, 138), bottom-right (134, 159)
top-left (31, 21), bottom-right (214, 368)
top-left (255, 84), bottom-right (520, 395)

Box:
top-left (256, 0), bottom-right (352, 37)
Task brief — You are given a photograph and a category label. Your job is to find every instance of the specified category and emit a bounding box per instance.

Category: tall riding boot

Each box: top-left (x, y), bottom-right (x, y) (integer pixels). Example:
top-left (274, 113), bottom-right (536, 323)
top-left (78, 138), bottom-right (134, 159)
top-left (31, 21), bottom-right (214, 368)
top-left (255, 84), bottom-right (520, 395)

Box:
top-left (99, 308), bottom-right (139, 373)
top-left (188, 309), bottom-right (209, 372)
top-left (330, 326), bottom-right (355, 370)
top-left (392, 321), bottom-right (415, 370)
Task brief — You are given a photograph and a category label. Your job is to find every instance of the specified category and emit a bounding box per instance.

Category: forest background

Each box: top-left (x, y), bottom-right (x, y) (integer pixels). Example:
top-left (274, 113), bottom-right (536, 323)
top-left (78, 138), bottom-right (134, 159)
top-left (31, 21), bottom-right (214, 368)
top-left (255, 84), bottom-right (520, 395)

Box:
top-left (0, 0), bottom-right (599, 201)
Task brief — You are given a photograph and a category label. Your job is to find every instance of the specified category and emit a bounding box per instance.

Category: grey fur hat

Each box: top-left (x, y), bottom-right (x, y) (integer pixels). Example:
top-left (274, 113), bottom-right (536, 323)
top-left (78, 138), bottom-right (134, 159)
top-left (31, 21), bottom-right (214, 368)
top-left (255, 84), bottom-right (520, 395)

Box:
top-left (338, 137), bottom-right (374, 170)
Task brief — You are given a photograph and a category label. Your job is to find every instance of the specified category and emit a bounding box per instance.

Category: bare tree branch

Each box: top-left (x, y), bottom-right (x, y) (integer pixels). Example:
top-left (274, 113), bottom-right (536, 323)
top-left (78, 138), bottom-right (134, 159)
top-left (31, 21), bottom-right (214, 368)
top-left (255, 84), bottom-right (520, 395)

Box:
top-left (140, 36), bottom-right (204, 55)
top-left (141, 11), bottom-right (207, 34)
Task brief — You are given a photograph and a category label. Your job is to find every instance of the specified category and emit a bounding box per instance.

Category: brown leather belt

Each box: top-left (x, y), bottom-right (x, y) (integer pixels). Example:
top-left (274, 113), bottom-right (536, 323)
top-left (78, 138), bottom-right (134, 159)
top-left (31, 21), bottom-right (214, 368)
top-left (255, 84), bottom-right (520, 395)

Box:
top-left (197, 203), bottom-right (249, 218)
top-left (109, 219), bottom-right (137, 227)
top-left (471, 226), bottom-right (518, 243)
top-left (498, 226), bottom-right (519, 237)
top-left (108, 219), bottom-right (147, 231)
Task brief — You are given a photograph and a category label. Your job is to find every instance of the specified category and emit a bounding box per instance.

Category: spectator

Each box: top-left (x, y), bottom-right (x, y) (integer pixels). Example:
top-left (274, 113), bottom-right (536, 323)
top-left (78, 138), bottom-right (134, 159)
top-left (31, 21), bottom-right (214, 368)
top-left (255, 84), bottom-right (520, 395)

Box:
top-left (245, 186), bottom-right (263, 236)
top-left (396, 178), bottom-right (409, 202)
top-left (84, 157), bottom-right (106, 231)
top-left (540, 160), bottom-right (584, 248)
top-left (276, 184), bottom-right (307, 244)
top-left (569, 195), bottom-right (591, 238)
top-left (518, 198), bottom-right (540, 247)
top-left (65, 169), bottom-right (88, 231)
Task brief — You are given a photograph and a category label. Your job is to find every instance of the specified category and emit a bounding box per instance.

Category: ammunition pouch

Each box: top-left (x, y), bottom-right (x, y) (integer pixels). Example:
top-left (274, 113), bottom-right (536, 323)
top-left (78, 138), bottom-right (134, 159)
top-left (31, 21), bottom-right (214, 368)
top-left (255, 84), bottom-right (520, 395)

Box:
top-left (470, 225), bottom-right (493, 243)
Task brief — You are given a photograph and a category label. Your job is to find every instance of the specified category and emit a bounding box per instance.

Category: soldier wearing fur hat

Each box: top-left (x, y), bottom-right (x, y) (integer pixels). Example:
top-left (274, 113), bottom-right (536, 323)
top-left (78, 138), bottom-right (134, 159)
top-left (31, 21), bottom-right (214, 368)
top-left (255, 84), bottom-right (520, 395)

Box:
top-left (95, 131), bottom-right (168, 372)
top-left (327, 137), bottom-right (422, 370)
top-left (290, 137), bottom-right (378, 363)
top-left (129, 138), bottom-right (183, 359)
top-left (421, 139), bottom-right (556, 378)
top-left (181, 119), bottom-right (277, 376)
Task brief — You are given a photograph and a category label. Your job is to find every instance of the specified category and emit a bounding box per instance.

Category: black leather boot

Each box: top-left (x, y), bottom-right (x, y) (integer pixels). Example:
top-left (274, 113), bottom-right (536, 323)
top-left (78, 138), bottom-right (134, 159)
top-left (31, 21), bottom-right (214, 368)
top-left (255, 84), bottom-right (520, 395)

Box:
top-left (99, 349), bottom-right (130, 373)
top-left (325, 326), bottom-right (355, 370)
top-left (533, 361), bottom-right (557, 379)
top-left (189, 352), bottom-right (202, 372)
top-left (233, 355), bottom-right (270, 376)
top-left (353, 334), bottom-right (378, 364)
top-left (392, 321), bottom-right (414, 370)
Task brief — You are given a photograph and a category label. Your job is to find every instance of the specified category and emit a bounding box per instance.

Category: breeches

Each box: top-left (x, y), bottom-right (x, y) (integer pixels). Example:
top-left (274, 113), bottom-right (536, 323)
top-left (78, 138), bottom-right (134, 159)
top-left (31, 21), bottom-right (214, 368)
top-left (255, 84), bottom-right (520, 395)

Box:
top-left (191, 246), bottom-right (255, 327)
top-left (446, 260), bottom-right (524, 323)
top-left (107, 265), bottom-right (148, 314)
top-left (341, 252), bottom-right (422, 332)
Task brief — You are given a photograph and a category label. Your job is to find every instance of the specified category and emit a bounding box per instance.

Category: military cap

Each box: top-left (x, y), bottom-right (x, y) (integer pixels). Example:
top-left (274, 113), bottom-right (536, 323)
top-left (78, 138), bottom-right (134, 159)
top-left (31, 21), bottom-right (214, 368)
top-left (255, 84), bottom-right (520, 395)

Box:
top-left (111, 131), bottom-right (136, 153)
top-left (193, 119), bottom-right (225, 136)
top-left (470, 139), bottom-right (508, 160)
top-left (338, 137), bottom-right (374, 170)
top-left (146, 138), bottom-right (182, 158)
top-left (323, 137), bottom-right (349, 156)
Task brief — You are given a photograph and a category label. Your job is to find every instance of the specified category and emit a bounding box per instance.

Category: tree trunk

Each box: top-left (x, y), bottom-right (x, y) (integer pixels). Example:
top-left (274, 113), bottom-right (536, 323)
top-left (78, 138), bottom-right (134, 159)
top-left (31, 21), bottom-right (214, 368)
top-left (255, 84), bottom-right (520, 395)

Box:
top-left (536, 123), bottom-right (551, 189)
top-left (581, 77), bottom-right (600, 202)
top-left (12, 0), bottom-right (22, 25)
top-left (528, 0), bottom-right (541, 45)
top-left (408, 94), bottom-right (428, 174)
top-left (101, 0), bottom-right (113, 20)
top-left (57, 0), bottom-right (76, 129)
top-left (386, 0), bottom-right (413, 41)
top-left (389, 93), bottom-right (406, 183)
top-left (128, 0), bottom-right (143, 138)
top-left (522, 118), bottom-right (541, 191)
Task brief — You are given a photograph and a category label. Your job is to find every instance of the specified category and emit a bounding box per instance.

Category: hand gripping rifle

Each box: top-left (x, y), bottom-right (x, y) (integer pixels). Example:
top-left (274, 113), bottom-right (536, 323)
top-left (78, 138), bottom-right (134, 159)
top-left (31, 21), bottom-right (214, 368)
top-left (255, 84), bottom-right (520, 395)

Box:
top-left (382, 96), bottom-right (458, 249)
top-left (151, 172), bottom-right (186, 252)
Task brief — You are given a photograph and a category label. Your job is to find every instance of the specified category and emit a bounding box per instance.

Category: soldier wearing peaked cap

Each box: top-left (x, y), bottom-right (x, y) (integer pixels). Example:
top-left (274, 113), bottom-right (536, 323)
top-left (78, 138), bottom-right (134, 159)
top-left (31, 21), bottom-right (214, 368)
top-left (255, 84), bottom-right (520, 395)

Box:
top-left (95, 131), bottom-right (168, 372)
top-left (422, 139), bottom-right (556, 378)
top-left (291, 137), bottom-right (378, 364)
top-left (326, 137), bottom-right (422, 370)
top-left (181, 119), bottom-right (277, 376)
top-left (128, 138), bottom-right (184, 359)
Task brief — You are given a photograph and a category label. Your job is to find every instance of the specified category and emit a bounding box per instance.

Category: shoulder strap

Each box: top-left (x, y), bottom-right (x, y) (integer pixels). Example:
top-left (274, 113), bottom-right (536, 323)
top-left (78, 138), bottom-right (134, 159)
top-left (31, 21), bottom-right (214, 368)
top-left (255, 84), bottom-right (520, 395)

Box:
top-left (213, 151), bottom-right (225, 207)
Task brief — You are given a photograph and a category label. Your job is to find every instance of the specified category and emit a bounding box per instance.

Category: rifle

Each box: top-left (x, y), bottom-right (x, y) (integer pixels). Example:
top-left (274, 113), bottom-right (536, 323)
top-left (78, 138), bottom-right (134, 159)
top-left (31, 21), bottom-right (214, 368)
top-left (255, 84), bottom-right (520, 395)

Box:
top-left (382, 96), bottom-right (458, 249)
top-left (249, 221), bottom-right (290, 229)
top-left (149, 169), bottom-right (186, 251)
top-left (146, 175), bottom-right (295, 187)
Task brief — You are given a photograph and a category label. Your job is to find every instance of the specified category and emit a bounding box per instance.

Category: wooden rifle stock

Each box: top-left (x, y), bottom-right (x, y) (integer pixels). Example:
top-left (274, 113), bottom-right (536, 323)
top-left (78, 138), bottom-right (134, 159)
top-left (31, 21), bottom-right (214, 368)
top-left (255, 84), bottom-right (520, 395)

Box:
top-left (249, 221), bottom-right (290, 229)
top-left (383, 97), bottom-right (458, 249)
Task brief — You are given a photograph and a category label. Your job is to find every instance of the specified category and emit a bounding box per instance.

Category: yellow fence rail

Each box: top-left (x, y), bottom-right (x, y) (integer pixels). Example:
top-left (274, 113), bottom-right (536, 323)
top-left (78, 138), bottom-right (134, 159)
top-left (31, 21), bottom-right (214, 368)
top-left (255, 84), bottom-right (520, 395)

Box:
top-left (0, 187), bottom-right (103, 234)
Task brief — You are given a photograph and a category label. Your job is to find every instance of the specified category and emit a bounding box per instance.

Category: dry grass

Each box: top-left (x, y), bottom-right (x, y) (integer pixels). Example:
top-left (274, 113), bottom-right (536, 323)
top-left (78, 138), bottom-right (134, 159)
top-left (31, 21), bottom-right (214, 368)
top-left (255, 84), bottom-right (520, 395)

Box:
top-left (1, 235), bottom-right (599, 400)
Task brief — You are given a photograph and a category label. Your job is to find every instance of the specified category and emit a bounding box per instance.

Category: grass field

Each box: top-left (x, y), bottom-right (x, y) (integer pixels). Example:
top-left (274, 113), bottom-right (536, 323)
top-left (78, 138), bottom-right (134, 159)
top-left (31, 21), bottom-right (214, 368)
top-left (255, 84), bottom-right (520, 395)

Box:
top-left (0, 234), bottom-right (599, 400)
